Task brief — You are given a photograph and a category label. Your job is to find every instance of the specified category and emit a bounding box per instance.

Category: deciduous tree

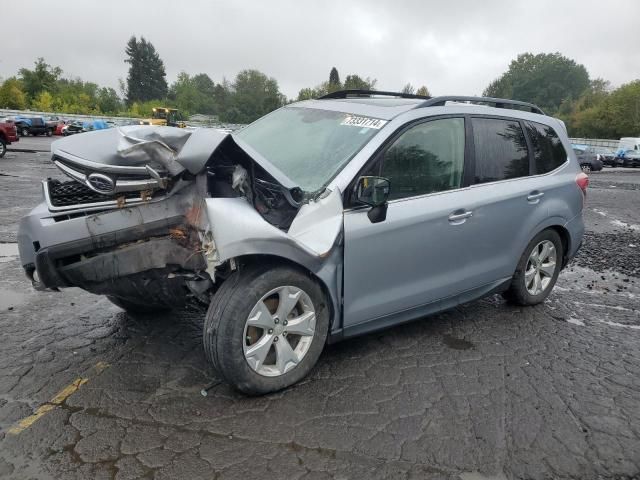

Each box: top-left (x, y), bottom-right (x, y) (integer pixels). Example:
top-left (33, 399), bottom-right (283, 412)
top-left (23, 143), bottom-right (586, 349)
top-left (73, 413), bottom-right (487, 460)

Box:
top-left (0, 77), bottom-right (27, 109)
top-left (483, 52), bottom-right (590, 114)
top-left (18, 58), bottom-right (62, 100)
top-left (416, 85), bottom-right (430, 97)
top-left (401, 83), bottom-right (415, 94)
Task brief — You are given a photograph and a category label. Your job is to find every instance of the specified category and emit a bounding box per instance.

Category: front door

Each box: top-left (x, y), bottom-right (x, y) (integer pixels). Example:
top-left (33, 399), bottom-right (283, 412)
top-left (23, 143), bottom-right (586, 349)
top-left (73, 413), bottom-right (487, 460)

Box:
top-left (343, 117), bottom-right (478, 328)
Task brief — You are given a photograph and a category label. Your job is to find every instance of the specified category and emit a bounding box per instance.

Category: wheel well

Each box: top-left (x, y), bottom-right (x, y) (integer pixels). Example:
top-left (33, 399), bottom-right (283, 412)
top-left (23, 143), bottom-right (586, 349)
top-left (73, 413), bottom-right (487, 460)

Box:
top-left (233, 254), bottom-right (337, 330)
top-left (547, 225), bottom-right (571, 268)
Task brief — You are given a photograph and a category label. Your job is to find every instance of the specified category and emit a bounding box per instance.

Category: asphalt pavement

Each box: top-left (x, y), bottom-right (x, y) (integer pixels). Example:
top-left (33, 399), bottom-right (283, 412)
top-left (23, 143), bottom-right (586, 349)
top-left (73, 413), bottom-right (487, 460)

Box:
top-left (0, 152), bottom-right (639, 480)
top-left (6, 135), bottom-right (56, 153)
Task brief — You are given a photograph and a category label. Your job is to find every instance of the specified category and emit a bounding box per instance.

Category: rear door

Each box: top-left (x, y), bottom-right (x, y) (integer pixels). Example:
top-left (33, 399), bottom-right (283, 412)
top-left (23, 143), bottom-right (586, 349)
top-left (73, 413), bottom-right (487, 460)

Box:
top-left (460, 116), bottom-right (547, 281)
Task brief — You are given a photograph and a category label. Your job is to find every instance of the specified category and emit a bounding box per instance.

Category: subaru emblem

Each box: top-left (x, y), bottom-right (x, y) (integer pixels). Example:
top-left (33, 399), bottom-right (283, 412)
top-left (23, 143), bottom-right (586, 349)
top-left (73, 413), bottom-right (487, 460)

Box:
top-left (86, 173), bottom-right (116, 194)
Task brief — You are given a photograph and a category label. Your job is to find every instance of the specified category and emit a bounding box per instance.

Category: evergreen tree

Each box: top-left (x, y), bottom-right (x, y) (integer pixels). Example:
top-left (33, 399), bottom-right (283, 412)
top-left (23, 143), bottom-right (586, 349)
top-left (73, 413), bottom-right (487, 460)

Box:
top-left (125, 36), bottom-right (168, 104)
top-left (329, 67), bottom-right (341, 87)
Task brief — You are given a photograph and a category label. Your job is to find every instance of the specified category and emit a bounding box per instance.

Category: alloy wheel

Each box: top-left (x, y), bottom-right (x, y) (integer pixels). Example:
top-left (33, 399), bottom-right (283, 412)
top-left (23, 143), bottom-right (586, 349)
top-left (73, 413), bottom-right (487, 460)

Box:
top-left (581, 164), bottom-right (591, 173)
top-left (524, 240), bottom-right (557, 295)
top-left (243, 285), bottom-right (316, 377)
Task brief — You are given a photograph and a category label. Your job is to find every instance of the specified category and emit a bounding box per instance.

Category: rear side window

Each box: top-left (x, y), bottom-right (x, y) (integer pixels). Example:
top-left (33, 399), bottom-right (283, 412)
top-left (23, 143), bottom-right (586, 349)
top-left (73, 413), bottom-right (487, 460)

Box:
top-left (525, 121), bottom-right (568, 174)
top-left (471, 118), bottom-right (529, 184)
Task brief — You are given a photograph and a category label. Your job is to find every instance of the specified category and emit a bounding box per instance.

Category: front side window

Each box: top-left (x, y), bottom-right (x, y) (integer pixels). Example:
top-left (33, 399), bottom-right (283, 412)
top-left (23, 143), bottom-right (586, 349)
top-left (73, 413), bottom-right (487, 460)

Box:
top-left (236, 107), bottom-right (382, 192)
top-left (525, 121), bottom-right (568, 174)
top-left (377, 117), bottom-right (465, 201)
top-left (472, 118), bottom-right (529, 184)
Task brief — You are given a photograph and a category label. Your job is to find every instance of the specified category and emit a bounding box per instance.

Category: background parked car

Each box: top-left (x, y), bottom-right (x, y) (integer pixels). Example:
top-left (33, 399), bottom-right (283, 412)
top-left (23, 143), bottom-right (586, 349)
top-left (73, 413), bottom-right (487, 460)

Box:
top-left (14, 116), bottom-right (53, 137)
top-left (586, 146), bottom-right (618, 167)
top-left (572, 145), bottom-right (603, 172)
top-left (621, 149), bottom-right (640, 168)
top-left (54, 120), bottom-right (68, 136)
top-left (62, 119), bottom-right (110, 136)
top-left (45, 116), bottom-right (60, 132)
top-left (0, 118), bottom-right (19, 157)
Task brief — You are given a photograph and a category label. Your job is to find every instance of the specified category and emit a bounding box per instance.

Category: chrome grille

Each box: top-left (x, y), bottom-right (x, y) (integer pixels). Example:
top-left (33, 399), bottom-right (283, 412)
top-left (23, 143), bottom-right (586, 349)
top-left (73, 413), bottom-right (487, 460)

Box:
top-left (53, 156), bottom-right (168, 194)
top-left (47, 180), bottom-right (141, 207)
top-left (44, 179), bottom-right (165, 212)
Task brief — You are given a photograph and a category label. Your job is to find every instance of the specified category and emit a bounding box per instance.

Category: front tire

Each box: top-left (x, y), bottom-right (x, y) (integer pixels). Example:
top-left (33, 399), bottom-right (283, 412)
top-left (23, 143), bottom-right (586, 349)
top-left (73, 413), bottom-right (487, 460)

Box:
top-left (203, 264), bottom-right (329, 395)
top-left (504, 229), bottom-right (563, 306)
top-left (21, 128), bottom-right (29, 137)
top-left (580, 164), bottom-right (592, 173)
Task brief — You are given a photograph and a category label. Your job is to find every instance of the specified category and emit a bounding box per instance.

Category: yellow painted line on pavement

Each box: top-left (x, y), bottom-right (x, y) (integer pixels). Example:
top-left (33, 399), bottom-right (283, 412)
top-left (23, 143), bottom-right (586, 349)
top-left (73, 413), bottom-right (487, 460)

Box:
top-left (7, 362), bottom-right (110, 435)
top-left (6, 404), bottom-right (57, 435)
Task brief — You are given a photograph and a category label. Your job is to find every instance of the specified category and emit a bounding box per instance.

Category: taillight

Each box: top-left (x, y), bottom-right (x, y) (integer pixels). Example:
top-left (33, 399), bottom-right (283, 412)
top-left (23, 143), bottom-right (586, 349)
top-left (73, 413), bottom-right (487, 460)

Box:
top-left (576, 172), bottom-right (589, 205)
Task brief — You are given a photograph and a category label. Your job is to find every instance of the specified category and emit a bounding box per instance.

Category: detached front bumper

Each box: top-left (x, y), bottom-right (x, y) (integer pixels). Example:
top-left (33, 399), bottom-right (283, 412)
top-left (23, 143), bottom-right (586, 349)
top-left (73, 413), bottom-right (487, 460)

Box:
top-left (17, 186), bottom-right (204, 290)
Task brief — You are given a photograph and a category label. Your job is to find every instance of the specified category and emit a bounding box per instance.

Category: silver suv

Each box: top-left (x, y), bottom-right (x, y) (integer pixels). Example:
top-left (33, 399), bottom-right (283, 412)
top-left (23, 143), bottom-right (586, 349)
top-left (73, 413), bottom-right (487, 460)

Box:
top-left (18, 91), bottom-right (587, 394)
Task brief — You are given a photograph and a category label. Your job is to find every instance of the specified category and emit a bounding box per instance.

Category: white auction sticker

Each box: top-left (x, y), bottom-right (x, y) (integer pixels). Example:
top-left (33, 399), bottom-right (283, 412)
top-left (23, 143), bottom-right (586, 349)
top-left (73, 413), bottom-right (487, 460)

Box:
top-left (340, 115), bottom-right (387, 129)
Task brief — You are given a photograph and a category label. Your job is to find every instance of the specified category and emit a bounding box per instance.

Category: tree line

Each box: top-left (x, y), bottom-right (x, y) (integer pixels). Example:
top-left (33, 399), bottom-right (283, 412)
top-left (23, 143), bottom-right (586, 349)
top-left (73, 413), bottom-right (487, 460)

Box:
top-left (483, 52), bottom-right (640, 139)
top-left (0, 38), bottom-right (638, 137)
top-left (0, 36), bottom-right (428, 124)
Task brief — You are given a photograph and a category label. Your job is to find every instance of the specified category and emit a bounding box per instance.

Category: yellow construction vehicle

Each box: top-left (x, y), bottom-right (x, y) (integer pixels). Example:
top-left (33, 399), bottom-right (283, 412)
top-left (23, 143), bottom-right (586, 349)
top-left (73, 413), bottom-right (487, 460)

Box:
top-left (141, 108), bottom-right (186, 127)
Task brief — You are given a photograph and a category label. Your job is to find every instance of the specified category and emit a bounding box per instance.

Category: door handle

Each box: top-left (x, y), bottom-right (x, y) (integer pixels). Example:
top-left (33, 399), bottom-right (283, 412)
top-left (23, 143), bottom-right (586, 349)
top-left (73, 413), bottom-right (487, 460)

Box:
top-left (527, 191), bottom-right (545, 203)
top-left (448, 210), bottom-right (473, 224)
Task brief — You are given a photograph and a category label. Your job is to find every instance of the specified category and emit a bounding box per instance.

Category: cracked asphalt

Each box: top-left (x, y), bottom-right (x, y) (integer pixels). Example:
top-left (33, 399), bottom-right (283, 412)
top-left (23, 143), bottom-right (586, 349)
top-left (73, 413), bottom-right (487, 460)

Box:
top-left (1, 149), bottom-right (640, 480)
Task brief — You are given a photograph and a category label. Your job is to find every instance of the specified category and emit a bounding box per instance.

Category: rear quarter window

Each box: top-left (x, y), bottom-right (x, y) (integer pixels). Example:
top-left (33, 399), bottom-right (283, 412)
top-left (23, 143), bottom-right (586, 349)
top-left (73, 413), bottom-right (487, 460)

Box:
top-left (525, 121), bottom-right (568, 174)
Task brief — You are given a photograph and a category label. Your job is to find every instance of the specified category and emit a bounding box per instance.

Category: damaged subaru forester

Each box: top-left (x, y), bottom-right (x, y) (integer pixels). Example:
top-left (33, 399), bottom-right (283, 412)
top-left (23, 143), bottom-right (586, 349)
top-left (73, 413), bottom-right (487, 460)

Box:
top-left (18, 91), bottom-right (586, 394)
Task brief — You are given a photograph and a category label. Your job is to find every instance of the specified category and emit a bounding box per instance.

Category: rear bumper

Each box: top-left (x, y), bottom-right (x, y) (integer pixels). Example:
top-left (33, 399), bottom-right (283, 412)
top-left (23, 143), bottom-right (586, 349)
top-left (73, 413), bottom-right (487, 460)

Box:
top-left (17, 185), bottom-right (203, 290)
top-left (564, 214), bottom-right (585, 263)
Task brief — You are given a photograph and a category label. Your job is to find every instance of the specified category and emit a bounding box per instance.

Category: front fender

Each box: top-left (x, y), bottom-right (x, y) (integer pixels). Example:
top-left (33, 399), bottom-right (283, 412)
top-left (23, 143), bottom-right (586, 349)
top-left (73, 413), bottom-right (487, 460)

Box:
top-left (204, 192), bottom-right (345, 334)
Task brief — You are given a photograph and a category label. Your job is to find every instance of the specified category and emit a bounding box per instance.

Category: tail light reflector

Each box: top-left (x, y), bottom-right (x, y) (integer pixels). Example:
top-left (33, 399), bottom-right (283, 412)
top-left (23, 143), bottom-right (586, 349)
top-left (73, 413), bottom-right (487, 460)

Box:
top-left (576, 172), bottom-right (589, 193)
top-left (576, 172), bottom-right (589, 206)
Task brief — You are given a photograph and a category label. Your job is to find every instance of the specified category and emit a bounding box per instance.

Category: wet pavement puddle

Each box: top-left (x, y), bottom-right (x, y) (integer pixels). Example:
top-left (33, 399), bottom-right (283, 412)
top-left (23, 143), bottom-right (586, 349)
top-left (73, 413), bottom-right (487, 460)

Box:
top-left (442, 334), bottom-right (475, 350)
top-left (0, 289), bottom-right (27, 310)
top-left (0, 243), bottom-right (19, 263)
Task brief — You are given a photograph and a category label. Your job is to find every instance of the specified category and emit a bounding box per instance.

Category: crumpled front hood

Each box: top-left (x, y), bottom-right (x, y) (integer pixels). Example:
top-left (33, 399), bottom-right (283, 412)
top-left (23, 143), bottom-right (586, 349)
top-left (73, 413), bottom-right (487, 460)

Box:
top-left (52, 126), bottom-right (229, 176)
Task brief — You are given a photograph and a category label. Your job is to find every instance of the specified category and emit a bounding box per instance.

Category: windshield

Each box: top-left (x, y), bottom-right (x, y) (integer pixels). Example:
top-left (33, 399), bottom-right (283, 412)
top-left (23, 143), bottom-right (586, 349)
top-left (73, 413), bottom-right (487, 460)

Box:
top-left (236, 106), bottom-right (384, 191)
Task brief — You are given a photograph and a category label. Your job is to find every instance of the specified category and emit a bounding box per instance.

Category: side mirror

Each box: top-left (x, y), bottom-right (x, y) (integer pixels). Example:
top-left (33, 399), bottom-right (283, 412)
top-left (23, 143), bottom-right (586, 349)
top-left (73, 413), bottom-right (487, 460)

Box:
top-left (354, 176), bottom-right (391, 224)
top-left (354, 176), bottom-right (390, 207)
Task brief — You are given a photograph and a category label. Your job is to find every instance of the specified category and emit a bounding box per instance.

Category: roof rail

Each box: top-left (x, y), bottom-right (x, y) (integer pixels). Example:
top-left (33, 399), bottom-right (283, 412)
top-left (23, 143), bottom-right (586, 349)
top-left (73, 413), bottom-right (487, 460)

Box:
top-left (419, 96), bottom-right (545, 115)
top-left (318, 89), bottom-right (431, 100)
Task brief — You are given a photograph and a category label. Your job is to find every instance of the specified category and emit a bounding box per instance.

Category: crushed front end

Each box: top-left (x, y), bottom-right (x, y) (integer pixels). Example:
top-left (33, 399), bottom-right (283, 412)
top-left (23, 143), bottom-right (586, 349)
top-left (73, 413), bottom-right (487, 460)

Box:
top-left (17, 126), bottom-right (221, 309)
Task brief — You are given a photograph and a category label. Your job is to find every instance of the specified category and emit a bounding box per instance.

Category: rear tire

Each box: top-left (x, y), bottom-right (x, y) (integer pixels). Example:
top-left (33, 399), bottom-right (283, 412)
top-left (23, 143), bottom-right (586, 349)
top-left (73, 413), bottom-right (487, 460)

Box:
top-left (503, 229), bottom-right (563, 306)
top-left (46, 129), bottom-right (53, 137)
top-left (0, 139), bottom-right (6, 158)
top-left (21, 128), bottom-right (29, 137)
top-left (203, 264), bottom-right (329, 395)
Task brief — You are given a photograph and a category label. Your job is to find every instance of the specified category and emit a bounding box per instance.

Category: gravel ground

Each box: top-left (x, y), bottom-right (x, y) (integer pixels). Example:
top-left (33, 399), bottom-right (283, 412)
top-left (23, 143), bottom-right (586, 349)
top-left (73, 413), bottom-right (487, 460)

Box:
top-left (0, 156), bottom-right (639, 480)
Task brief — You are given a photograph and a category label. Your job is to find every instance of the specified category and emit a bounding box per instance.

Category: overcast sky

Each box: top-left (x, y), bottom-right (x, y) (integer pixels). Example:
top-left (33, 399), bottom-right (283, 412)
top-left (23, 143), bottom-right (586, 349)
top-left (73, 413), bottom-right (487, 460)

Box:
top-left (4, 0), bottom-right (639, 99)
